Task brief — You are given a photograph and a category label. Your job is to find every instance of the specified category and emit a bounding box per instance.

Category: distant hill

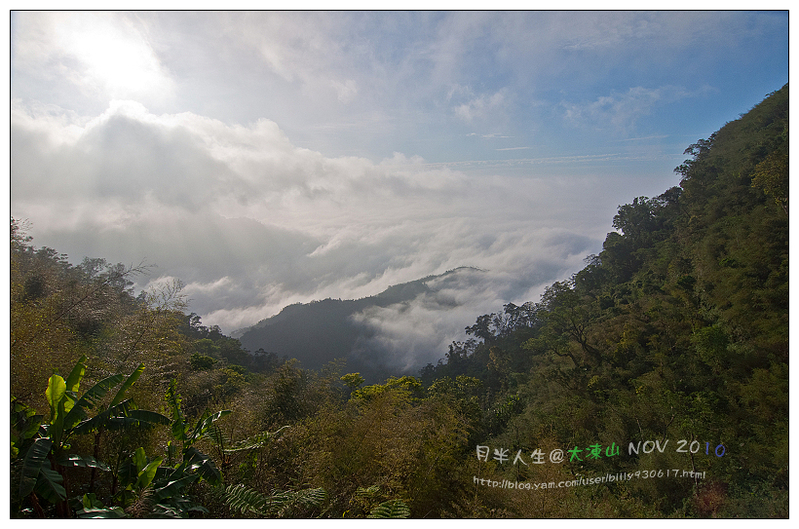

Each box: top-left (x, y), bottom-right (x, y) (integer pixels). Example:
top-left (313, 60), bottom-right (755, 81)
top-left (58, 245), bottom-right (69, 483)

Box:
top-left (236, 267), bottom-right (485, 381)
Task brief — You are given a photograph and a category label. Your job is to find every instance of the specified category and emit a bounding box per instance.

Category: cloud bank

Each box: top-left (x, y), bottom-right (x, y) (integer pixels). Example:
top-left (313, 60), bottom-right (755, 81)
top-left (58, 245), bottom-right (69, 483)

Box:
top-left (10, 11), bottom-right (787, 368)
top-left (12, 99), bottom-right (599, 335)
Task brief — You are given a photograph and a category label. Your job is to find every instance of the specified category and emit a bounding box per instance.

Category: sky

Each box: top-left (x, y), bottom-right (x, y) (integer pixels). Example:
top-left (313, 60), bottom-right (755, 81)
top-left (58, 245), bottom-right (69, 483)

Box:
top-left (9, 10), bottom-right (789, 369)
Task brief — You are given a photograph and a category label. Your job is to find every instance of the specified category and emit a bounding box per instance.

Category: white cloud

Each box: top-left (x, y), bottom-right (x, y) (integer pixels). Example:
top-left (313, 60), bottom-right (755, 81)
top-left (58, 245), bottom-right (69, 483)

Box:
top-left (561, 85), bottom-right (704, 133)
top-left (331, 79), bottom-right (359, 104)
top-left (454, 89), bottom-right (508, 123)
top-left (217, 12), bottom-right (373, 109)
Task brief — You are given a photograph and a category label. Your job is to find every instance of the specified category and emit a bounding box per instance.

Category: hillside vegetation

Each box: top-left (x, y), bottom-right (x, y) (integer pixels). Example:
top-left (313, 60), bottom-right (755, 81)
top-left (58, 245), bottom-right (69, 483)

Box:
top-left (10, 85), bottom-right (787, 518)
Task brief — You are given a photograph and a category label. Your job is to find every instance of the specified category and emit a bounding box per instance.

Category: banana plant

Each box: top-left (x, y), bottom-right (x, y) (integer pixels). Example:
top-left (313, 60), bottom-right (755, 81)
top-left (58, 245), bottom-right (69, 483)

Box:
top-left (165, 378), bottom-right (230, 485)
top-left (78, 380), bottom-right (234, 518)
top-left (77, 440), bottom-right (213, 519)
top-left (76, 444), bottom-right (196, 518)
top-left (12, 356), bottom-right (169, 517)
top-left (74, 447), bottom-right (160, 518)
top-left (203, 421), bottom-right (289, 477)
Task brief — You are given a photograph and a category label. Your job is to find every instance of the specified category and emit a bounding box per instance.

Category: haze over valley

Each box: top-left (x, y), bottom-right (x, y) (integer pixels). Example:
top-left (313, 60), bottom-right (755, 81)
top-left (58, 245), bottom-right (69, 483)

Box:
top-left (11, 11), bottom-right (788, 369)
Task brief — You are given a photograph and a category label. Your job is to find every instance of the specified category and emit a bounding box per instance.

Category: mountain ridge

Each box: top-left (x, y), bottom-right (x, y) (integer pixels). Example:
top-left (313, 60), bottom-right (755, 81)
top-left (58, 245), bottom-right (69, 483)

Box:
top-left (235, 266), bottom-right (486, 381)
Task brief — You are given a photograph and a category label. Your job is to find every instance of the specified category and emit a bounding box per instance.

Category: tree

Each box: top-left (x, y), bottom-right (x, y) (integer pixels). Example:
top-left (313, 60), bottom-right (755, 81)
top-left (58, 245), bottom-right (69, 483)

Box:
top-left (751, 148), bottom-right (788, 214)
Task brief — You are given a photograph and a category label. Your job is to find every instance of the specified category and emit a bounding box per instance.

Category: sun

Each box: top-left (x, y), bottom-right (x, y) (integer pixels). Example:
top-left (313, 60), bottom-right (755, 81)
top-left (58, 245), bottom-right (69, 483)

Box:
top-left (54, 13), bottom-right (173, 101)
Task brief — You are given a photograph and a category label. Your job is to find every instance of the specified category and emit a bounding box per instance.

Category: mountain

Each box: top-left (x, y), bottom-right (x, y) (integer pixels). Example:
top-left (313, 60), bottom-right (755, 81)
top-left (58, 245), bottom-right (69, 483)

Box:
top-left (418, 85), bottom-right (788, 515)
top-left (236, 267), bottom-right (485, 381)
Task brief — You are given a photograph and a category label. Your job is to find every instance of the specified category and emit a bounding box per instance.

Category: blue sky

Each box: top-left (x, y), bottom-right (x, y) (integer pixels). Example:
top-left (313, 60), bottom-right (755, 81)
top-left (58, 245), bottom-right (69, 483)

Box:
top-left (9, 10), bottom-right (788, 370)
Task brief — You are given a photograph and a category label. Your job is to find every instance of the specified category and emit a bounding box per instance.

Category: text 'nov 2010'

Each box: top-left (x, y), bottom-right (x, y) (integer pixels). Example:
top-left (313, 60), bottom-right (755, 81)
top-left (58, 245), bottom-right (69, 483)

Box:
top-left (476, 439), bottom-right (726, 466)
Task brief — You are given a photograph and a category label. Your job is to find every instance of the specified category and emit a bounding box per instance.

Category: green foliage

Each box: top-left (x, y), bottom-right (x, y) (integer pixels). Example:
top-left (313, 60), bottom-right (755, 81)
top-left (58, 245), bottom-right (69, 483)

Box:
top-left (190, 352), bottom-right (217, 370)
top-left (18, 438), bottom-right (60, 501)
top-left (341, 372), bottom-right (365, 391)
top-left (109, 443), bottom-right (211, 518)
top-left (751, 148), bottom-right (788, 213)
top-left (368, 499), bottom-right (411, 518)
top-left (165, 379), bottom-right (230, 485)
top-left (352, 375), bottom-right (424, 401)
top-left (417, 85), bottom-right (787, 518)
top-left (75, 493), bottom-right (126, 518)
top-left (224, 484), bottom-right (327, 517)
top-left (12, 356), bottom-right (170, 517)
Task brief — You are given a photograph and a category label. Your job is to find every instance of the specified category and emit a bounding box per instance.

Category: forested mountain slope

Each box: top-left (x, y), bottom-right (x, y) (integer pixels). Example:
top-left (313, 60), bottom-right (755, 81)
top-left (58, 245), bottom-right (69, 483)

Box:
top-left (10, 85), bottom-right (787, 518)
top-left (236, 267), bottom-right (483, 382)
top-left (420, 83), bottom-right (788, 516)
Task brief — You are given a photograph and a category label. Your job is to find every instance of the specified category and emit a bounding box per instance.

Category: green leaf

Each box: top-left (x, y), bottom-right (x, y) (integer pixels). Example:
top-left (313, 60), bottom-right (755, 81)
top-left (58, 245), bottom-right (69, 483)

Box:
top-left (121, 409), bottom-right (171, 427)
top-left (166, 441), bottom-right (177, 466)
top-left (77, 494), bottom-right (130, 518)
top-left (81, 492), bottom-right (103, 509)
top-left (17, 415), bottom-right (44, 442)
top-left (153, 474), bottom-right (197, 502)
top-left (203, 423), bottom-right (225, 448)
top-left (188, 409), bottom-right (231, 444)
top-left (19, 437), bottom-right (52, 498)
top-left (74, 401), bottom-right (169, 434)
top-left (65, 355), bottom-right (87, 393)
top-left (109, 363), bottom-right (144, 407)
top-left (34, 463), bottom-right (66, 504)
top-left (62, 374), bottom-right (126, 431)
top-left (182, 446), bottom-right (222, 485)
top-left (166, 380), bottom-right (187, 442)
top-left (355, 485), bottom-right (381, 498)
top-left (102, 410), bottom-right (171, 431)
top-left (77, 506), bottom-right (127, 518)
top-left (224, 484), bottom-right (327, 517)
top-left (78, 374), bottom-right (127, 409)
top-left (263, 487), bottom-right (327, 517)
top-left (136, 457), bottom-right (163, 490)
top-left (133, 447), bottom-right (147, 474)
top-left (57, 454), bottom-right (110, 472)
top-left (224, 484), bottom-right (267, 515)
top-left (72, 400), bottom-right (131, 435)
top-left (46, 375), bottom-right (66, 418)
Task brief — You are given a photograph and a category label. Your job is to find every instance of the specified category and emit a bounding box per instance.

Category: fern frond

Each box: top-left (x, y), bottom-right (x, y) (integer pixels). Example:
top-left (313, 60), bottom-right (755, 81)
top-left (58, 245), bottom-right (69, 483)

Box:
top-left (224, 484), bottom-right (268, 516)
top-left (368, 499), bottom-right (410, 519)
top-left (224, 425), bottom-right (289, 453)
top-left (263, 487), bottom-right (327, 517)
top-left (224, 483), bottom-right (326, 518)
top-left (355, 485), bottom-right (381, 498)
